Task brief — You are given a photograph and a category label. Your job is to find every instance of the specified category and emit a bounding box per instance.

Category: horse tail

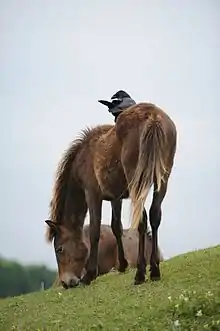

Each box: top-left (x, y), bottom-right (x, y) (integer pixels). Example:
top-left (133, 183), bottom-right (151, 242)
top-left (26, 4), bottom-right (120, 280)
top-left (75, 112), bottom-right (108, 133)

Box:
top-left (129, 114), bottom-right (168, 230)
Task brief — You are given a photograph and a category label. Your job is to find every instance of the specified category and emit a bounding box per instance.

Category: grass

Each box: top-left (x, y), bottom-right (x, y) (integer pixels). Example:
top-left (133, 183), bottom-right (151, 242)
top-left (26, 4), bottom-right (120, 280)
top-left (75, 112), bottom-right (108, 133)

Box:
top-left (0, 245), bottom-right (220, 331)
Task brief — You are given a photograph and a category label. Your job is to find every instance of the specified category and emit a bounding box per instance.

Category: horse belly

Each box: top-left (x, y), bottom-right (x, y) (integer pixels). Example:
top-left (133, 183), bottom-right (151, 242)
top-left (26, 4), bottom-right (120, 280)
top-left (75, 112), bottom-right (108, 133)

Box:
top-left (95, 157), bottom-right (128, 200)
top-left (100, 165), bottom-right (129, 200)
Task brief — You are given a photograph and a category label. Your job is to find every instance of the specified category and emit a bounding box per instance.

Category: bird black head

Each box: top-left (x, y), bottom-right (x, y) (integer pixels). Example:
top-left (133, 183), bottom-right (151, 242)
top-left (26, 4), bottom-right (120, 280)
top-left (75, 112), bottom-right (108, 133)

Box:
top-left (111, 90), bottom-right (131, 100)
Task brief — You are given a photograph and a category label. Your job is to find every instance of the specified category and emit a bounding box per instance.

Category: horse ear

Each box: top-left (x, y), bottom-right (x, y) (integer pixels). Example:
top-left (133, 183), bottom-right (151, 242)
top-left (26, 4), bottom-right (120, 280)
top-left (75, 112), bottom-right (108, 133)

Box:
top-left (45, 220), bottom-right (58, 231)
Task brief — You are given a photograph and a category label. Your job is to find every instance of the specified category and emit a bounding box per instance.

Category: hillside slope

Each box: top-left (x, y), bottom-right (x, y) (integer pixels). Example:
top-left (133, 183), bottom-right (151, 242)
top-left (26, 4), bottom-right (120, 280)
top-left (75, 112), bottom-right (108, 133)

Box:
top-left (0, 245), bottom-right (220, 331)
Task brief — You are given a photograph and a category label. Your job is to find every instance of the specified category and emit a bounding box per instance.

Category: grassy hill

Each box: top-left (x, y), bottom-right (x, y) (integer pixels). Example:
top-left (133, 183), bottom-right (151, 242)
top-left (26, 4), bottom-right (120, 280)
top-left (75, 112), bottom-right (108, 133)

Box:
top-left (0, 245), bottom-right (219, 331)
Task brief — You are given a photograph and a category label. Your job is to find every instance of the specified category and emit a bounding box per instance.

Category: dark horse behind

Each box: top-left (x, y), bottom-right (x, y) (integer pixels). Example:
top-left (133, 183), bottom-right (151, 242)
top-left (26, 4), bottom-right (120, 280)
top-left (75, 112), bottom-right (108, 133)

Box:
top-left (45, 102), bottom-right (177, 288)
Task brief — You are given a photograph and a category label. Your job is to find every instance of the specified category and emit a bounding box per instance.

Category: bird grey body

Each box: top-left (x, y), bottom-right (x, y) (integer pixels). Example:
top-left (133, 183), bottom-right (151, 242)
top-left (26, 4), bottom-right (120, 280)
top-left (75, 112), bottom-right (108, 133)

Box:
top-left (110, 96), bottom-right (136, 114)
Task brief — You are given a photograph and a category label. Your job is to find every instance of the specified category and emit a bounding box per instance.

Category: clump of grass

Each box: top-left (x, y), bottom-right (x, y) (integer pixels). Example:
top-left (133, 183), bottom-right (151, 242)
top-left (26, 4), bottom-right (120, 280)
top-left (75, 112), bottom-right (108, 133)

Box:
top-left (168, 288), bottom-right (220, 330)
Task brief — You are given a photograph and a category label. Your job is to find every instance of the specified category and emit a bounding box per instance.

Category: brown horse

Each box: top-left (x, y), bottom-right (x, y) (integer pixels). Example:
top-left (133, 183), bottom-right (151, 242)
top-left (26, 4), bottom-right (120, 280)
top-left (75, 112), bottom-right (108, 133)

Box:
top-left (52, 224), bottom-right (164, 287)
top-left (45, 102), bottom-right (176, 287)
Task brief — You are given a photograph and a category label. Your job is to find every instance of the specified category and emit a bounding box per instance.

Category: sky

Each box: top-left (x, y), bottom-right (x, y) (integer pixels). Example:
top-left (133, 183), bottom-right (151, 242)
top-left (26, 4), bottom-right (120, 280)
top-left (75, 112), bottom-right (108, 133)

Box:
top-left (0, 0), bottom-right (219, 269)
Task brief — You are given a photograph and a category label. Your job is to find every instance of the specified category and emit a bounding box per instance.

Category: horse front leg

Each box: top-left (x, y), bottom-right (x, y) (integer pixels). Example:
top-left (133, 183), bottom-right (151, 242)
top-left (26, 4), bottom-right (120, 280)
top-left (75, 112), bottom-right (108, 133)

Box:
top-left (80, 192), bottom-right (102, 286)
top-left (111, 199), bottom-right (128, 272)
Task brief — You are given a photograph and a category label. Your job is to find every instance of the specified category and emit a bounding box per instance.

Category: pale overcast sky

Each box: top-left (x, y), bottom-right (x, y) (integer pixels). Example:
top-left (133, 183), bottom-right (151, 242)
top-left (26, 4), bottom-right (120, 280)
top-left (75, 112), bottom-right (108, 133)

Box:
top-left (0, 0), bottom-right (219, 269)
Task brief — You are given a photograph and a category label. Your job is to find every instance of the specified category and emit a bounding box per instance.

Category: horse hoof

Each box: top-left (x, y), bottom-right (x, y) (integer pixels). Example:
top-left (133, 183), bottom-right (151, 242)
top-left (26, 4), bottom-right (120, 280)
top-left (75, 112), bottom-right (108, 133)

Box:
top-left (80, 279), bottom-right (91, 286)
top-left (150, 268), bottom-right (161, 281)
top-left (80, 275), bottom-right (92, 286)
top-left (150, 275), bottom-right (161, 281)
top-left (134, 272), bottom-right (146, 285)
top-left (118, 259), bottom-right (128, 273)
top-left (80, 269), bottom-right (97, 286)
top-left (134, 277), bottom-right (145, 285)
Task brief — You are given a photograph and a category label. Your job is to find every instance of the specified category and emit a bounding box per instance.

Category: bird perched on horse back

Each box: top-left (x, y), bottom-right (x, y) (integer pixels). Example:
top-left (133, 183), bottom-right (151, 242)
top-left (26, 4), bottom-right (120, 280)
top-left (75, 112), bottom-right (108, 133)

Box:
top-left (98, 89), bottom-right (136, 122)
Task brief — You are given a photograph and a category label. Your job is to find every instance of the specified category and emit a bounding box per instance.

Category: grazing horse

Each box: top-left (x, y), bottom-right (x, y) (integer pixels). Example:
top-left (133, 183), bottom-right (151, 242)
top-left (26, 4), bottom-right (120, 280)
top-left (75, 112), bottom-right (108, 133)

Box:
top-left (45, 102), bottom-right (177, 288)
top-left (52, 224), bottom-right (164, 287)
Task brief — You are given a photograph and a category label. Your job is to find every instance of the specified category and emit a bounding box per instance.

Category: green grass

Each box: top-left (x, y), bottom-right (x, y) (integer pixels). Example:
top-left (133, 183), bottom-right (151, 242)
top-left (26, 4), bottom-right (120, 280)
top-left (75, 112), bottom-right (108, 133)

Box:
top-left (0, 246), bottom-right (220, 331)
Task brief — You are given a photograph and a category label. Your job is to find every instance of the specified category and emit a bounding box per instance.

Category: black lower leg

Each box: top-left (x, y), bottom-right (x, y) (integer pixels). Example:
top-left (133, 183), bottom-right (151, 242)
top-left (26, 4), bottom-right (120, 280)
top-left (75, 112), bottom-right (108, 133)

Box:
top-left (111, 200), bottom-right (128, 272)
top-left (134, 208), bottom-right (148, 285)
top-left (149, 213), bottom-right (161, 281)
top-left (149, 182), bottom-right (167, 281)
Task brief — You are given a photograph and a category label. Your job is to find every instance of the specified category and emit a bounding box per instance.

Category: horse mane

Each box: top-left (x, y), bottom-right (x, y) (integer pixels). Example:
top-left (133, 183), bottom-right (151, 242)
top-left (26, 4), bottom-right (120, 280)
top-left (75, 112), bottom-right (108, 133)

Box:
top-left (46, 127), bottom-right (91, 242)
top-left (46, 125), bottom-right (113, 242)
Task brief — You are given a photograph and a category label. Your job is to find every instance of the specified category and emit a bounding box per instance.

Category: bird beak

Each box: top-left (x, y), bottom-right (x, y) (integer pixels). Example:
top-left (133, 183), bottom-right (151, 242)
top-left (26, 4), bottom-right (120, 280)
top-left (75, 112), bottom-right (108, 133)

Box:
top-left (111, 93), bottom-right (117, 100)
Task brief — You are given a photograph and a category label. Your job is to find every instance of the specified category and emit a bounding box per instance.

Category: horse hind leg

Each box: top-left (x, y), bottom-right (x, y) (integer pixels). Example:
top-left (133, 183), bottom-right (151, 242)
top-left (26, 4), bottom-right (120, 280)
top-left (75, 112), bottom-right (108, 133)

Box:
top-left (134, 208), bottom-right (148, 285)
top-left (80, 190), bottom-right (102, 286)
top-left (121, 148), bottom-right (149, 284)
top-left (149, 178), bottom-right (168, 281)
top-left (111, 199), bottom-right (128, 273)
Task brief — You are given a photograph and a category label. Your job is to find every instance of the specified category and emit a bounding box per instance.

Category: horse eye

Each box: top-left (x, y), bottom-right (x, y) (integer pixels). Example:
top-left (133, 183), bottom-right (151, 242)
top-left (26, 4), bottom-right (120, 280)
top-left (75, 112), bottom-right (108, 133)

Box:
top-left (56, 246), bottom-right (63, 254)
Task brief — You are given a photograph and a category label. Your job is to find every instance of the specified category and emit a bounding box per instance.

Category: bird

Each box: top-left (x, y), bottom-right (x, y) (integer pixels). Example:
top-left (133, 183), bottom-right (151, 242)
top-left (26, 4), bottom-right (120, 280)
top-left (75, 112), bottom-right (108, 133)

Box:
top-left (98, 90), bottom-right (136, 121)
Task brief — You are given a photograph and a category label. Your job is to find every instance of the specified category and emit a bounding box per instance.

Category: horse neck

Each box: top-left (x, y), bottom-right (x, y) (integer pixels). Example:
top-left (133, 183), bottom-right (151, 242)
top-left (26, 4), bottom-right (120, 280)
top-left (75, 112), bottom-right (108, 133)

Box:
top-left (62, 180), bottom-right (88, 233)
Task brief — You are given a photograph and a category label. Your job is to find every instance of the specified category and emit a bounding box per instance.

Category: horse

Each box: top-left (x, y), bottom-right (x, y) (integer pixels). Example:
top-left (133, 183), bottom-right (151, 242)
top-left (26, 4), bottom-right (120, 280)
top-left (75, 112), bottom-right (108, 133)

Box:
top-left (45, 102), bottom-right (177, 288)
top-left (52, 223), bottom-right (164, 287)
